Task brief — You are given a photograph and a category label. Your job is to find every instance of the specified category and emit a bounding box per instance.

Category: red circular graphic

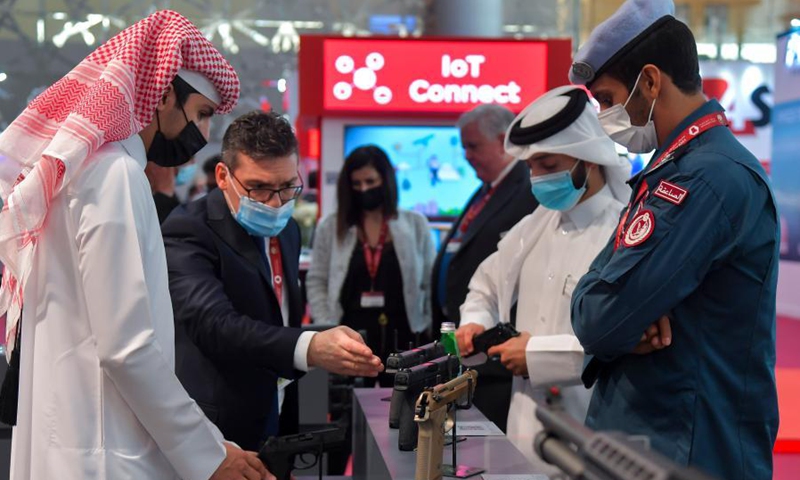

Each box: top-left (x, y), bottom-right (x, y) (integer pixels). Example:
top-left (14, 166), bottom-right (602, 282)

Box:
top-left (623, 210), bottom-right (655, 248)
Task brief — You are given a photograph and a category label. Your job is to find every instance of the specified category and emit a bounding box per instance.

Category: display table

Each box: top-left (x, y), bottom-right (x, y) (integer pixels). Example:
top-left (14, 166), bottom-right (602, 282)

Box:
top-left (351, 388), bottom-right (536, 480)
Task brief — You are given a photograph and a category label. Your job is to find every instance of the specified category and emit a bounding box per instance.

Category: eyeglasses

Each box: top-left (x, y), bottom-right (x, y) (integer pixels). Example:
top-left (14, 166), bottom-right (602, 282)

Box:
top-left (229, 170), bottom-right (304, 204)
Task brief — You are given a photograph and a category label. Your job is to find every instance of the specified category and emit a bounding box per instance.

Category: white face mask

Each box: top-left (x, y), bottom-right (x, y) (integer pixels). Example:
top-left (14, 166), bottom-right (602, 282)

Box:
top-left (597, 70), bottom-right (658, 153)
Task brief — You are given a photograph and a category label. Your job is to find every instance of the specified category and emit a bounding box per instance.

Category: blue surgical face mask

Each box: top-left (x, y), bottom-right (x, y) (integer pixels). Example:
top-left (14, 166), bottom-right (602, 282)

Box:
top-left (175, 163), bottom-right (198, 186)
top-left (227, 176), bottom-right (295, 237)
top-left (530, 161), bottom-right (587, 211)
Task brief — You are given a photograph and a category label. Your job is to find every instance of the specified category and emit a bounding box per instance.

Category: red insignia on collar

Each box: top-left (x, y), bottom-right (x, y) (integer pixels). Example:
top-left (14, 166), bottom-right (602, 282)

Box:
top-left (623, 210), bottom-right (655, 248)
top-left (653, 180), bottom-right (688, 206)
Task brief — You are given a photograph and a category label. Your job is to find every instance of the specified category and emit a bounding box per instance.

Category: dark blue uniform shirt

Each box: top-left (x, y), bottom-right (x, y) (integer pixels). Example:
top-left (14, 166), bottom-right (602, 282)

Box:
top-left (571, 100), bottom-right (780, 480)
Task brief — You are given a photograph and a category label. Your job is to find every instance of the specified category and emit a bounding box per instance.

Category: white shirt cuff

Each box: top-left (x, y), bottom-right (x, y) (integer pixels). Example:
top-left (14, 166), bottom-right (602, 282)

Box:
top-left (524, 334), bottom-right (585, 389)
top-left (459, 314), bottom-right (496, 331)
top-left (293, 331), bottom-right (317, 372)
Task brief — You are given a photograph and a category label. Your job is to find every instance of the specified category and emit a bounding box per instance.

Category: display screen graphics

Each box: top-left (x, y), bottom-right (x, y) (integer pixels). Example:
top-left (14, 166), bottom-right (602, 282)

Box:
top-left (344, 125), bottom-right (480, 218)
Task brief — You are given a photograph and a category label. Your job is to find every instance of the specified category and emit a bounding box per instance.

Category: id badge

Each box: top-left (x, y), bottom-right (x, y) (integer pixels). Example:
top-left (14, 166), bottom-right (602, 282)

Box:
top-left (361, 291), bottom-right (386, 308)
top-left (446, 241), bottom-right (461, 254)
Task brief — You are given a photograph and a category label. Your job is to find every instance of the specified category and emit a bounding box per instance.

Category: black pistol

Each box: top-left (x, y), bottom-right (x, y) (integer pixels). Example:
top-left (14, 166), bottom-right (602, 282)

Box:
top-left (386, 341), bottom-right (446, 374)
top-left (461, 323), bottom-right (520, 367)
top-left (387, 342), bottom-right (447, 429)
top-left (395, 355), bottom-right (460, 451)
top-left (258, 427), bottom-right (345, 480)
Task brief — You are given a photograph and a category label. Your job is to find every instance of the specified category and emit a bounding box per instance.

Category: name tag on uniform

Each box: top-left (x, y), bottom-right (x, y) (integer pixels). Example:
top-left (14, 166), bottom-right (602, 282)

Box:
top-left (361, 291), bottom-right (386, 308)
top-left (446, 241), bottom-right (461, 254)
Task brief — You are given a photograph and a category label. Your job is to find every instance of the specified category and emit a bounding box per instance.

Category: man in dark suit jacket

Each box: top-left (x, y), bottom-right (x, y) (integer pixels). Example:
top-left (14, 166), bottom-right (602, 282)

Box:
top-left (163, 111), bottom-right (382, 452)
top-left (432, 105), bottom-right (538, 432)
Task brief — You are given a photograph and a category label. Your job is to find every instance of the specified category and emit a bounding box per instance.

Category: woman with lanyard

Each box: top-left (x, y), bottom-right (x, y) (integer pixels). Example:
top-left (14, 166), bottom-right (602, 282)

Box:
top-left (307, 145), bottom-right (436, 387)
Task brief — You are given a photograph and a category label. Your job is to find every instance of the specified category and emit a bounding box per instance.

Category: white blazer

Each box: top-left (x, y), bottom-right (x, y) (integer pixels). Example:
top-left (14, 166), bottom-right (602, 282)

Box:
top-left (306, 209), bottom-right (435, 333)
top-left (11, 135), bottom-right (225, 480)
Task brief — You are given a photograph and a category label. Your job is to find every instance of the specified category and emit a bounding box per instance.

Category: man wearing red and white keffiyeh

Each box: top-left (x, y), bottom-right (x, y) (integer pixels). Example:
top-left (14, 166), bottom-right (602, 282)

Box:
top-left (0, 10), bottom-right (273, 480)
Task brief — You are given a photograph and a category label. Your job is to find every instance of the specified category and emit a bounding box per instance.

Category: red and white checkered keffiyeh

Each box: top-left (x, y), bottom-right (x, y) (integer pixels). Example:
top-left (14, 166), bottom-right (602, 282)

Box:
top-left (0, 10), bottom-right (239, 355)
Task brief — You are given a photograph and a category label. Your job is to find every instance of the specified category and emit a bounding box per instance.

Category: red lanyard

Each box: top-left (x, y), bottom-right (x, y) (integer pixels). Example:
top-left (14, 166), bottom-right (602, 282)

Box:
top-left (459, 185), bottom-right (496, 235)
top-left (268, 237), bottom-right (284, 302)
top-left (363, 222), bottom-right (388, 289)
top-left (614, 181), bottom-right (650, 250)
top-left (613, 112), bottom-right (728, 251)
top-left (648, 112), bottom-right (728, 172)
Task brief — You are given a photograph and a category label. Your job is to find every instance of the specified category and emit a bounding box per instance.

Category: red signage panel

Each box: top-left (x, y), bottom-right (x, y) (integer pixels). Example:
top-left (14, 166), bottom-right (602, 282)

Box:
top-left (322, 39), bottom-right (548, 114)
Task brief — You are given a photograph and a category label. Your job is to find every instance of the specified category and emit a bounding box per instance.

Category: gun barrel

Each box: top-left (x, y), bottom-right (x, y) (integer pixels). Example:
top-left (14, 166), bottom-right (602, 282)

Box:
top-left (535, 401), bottom-right (593, 449)
top-left (535, 407), bottom-right (720, 480)
top-left (394, 355), bottom-right (459, 389)
top-left (386, 342), bottom-right (445, 372)
top-left (535, 432), bottom-right (612, 480)
top-left (431, 369), bottom-right (478, 403)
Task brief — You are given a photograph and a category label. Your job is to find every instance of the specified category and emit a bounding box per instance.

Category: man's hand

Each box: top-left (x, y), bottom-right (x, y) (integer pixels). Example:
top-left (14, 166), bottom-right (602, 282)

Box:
top-left (308, 326), bottom-right (384, 377)
top-left (632, 315), bottom-right (672, 355)
top-left (210, 442), bottom-right (274, 480)
top-left (487, 331), bottom-right (532, 376)
top-left (455, 324), bottom-right (486, 356)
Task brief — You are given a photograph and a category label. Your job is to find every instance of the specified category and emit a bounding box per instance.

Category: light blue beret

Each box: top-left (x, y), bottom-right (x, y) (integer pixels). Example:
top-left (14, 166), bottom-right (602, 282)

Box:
top-left (569, 0), bottom-right (676, 86)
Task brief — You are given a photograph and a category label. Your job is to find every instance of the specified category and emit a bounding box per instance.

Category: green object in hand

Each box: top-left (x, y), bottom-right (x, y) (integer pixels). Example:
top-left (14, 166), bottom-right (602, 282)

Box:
top-left (439, 322), bottom-right (460, 358)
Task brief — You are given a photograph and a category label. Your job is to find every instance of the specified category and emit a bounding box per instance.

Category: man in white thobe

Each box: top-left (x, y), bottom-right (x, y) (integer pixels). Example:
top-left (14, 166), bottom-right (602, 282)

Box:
top-left (0, 11), bottom-right (273, 480)
top-left (455, 85), bottom-right (631, 472)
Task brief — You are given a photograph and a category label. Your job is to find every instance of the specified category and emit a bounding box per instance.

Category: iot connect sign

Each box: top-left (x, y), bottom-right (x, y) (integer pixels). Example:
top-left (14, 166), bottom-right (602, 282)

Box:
top-left (322, 39), bottom-right (548, 113)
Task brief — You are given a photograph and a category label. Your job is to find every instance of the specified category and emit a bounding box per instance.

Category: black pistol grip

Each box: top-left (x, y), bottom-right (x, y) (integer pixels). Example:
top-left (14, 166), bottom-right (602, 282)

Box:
top-left (389, 387), bottom-right (403, 429)
top-left (262, 452), bottom-right (292, 480)
top-left (397, 390), bottom-right (419, 451)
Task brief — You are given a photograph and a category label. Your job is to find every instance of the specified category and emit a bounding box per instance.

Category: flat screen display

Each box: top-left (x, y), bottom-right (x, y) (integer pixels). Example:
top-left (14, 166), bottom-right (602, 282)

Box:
top-left (344, 125), bottom-right (480, 218)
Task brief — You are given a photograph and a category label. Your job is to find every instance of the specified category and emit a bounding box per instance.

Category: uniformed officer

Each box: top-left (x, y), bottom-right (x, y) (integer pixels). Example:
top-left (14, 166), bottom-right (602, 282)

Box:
top-left (568, 1), bottom-right (780, 479)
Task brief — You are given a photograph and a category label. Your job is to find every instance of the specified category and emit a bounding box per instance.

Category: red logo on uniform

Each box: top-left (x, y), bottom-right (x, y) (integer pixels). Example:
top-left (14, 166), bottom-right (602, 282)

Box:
top-left (653, 180), bottom-right (688, 206)
top-left (623, 210), bottom-right (655, 248)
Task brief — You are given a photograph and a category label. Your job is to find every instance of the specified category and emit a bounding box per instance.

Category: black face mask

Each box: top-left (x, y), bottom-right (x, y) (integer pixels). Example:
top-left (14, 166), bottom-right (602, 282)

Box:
top-left (354, 186), bottom-right (384, 211)
top-left (147, 106), bottom-right (207, 167)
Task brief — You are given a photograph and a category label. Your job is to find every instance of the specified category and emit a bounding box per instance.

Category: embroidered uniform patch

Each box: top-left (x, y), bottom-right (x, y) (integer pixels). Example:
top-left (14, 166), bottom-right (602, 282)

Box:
top-left (653, 180), bottom-right (688, 206)
top-left (623, 210), bottom-right (655, 248)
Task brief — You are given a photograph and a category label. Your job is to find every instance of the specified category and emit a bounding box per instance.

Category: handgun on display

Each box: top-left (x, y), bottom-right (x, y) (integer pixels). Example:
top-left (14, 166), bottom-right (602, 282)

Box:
top-left (394, 355), bottom-right (461, 451)
top-left (386, 341), bottom-right (446, 374)
top-left (461, 322), bottom-right (521, 367)
top-left (388, 349), bottom-right (455, 429)
top-left (258, 427), bottom-right (346, 480)
top-left (387, 343), bottom-right (447, 427)
top-left (414, 370), bottom-right (478, 480)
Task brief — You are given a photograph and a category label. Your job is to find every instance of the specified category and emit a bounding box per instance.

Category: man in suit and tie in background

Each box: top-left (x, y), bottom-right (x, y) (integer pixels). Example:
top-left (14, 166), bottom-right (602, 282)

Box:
top-left (431, 104), bottom-right (539, 431)
top-left (162, 111), bottom-right (383, 451)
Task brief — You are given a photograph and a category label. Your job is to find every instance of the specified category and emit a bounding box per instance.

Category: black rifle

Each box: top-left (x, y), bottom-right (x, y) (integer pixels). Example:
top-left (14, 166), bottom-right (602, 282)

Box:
top-left (395, 355), bottom-right (460, 451)
top-left (386, 341), bottom-right (446, 373)
top-left (461, 323), bottom-right (520, 367)
top-left (535, 389), bottom-right (718, 480)
top-left (258, 427), bottom-right (346, 480)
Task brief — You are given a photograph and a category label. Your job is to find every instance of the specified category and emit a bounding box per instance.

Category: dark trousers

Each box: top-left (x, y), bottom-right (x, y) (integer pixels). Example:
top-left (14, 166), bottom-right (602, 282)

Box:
top-left (470, 359), bottom-right (512, 433)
